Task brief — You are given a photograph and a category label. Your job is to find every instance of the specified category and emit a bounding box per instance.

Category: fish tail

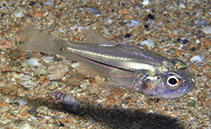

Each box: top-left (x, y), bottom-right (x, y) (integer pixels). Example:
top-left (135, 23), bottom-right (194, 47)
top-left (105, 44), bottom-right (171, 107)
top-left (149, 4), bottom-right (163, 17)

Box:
top-left (18, 27), bottom-right (60, 54)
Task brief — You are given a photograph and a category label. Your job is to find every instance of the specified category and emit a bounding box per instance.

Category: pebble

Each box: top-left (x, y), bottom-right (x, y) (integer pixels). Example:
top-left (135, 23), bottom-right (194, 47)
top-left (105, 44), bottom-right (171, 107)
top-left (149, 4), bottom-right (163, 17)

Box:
top-left (88, 8), bottom-right (101, 15)
top-left (204, 38), bottom-right (211, 47)
top-left (177, 37), bottom-right (189, 44)
top-left (48, 82), bottom-right (59, 90)
top-left (142, 0), bottom-right (150, 6)
top-left (19, 75), bottom-right (38, 88)
top-left (139, 40), bottom-right (155, 48)
top-left (8, 49), bottom-right (21, 60)
top-left (20, 80), bottom-right (38, 88)
top-left (204, 64), bottom-right (210, 71)
top-left (27, 58), bottom-right (42, 67)
top-left (69, 25), bottom-right (86, 32)
top-left (0, 106), bottom-right (10, 112)
top-left (107, 18), bottom-right (113, 24)
top-left (0, 40), bottom-right (12, 49)
top-left (67, 73), bottom-right (86, 87)
top-left (14, 12), bottom-right (24, 18)
top-left (14, 98), bottom-right (28, 106)
top-left (195, 20), bottom-right (209, 27)
top-left (28, 1), bottom-right (36, 6)
top-left (47, 64), bottom-right (69, 80)
top-left (190, 55), bottom-right (204, 63)
top-left (61, 94), bottom-right (80, 114)
top-left (35, 66), bottom-right (48, 76)
top-left (129, 20), bottom-right (139, 27)
top-left (41, 56), bottom-right (54, 63)
top-left (18, 122), bottom-right (33, 129)
top-left (196, 30), bottom-right (205, 39)
top-left (44, 0), bottom-right (55, 6)
top-left (33, 12), bottom-right (43, 18)
top-left (201, 26), bottom-right (211, 34)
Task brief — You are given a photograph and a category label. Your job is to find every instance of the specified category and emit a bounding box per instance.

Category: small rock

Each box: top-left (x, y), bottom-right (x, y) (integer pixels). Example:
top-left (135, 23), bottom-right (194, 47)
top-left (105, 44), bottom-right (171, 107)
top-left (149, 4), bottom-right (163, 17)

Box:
top-left (68, 73), bottom-right (86, 87)
top-left (201, 26), bottom-right (211, 34)
top-left (18, 122), bottom-right (33, 129)
top-left (9, 49), bottom-right (21, 60)
top-left (20, 80), bottom-right (38, 88)
top-left (129, 20), bottom-right (139, 27)
top-left (53, 56), bottom-right (63, 61)
top-left (35, 66), bottom-right (48, 75)
top-left (204, 38), bottom-right (211, 47)
top-left (47, 64), bottom-right (69, 80)
top-left (48, 82), bottom-right (59, 90)
top-left (175, 49), bottom-right (181, 56)
top-left (124, 33), bottom-right (131, 38)
top-left (142, 0), bottom-right (150, 6)
top-left (44, 0), bottom-right (55, 6)
top-left (20, 75), bottom-right (38, 88)
top-left (107, 18), bottom-right (113, 24)
top-left (147, 14), bottom-right (155, 20)
top-left (195, 20), bottom-right (209, 27)
top-left (9, 61), bottom-right (21, 67)
top-left (88, 8), bottom-right (101, 15)
top-left (204, 64), bottom-right (210, 71)
top-left (62, 95), bottom-right (80, 114)
top-left (27, 58), bottom-right (42, 67)
top-left (33, 11), bottom-right (43, 18)
top-left (0, 40), bottom-right (12, 49)
top-left (14, 98), bottom-right (28, 106)
top-left (196, 30), bottom-right (205, 39)
top-left (190, 55), bottom-right (204, 63)
top-left (14, 12), bottom-right (24, 18)
top-left (187, 99), bottom-right (196, 107)
top-left (0, 106), bottom-right (9, 112)
top-left (177, 37), bottom-right (189, 44)
top-left (139, 40), bottom-right (155, 48)
top-left (28, 1), bottom-right (36, 6)
top-left (49, 92), bottom-right (81, 114)
top-left (41, 56), bottom-right (54, 63)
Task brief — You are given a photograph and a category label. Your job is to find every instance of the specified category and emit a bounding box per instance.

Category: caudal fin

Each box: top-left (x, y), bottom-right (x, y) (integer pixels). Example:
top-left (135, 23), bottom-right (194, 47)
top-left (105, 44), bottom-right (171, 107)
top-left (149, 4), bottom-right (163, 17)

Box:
top-left (18, 27), bottom-right (60, 54)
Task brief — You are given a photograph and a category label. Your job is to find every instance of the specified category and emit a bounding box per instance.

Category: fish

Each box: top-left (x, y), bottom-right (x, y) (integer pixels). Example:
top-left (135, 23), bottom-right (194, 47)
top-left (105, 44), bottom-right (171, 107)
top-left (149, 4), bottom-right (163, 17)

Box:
top-left (18, 27), bottom-right (195, 99)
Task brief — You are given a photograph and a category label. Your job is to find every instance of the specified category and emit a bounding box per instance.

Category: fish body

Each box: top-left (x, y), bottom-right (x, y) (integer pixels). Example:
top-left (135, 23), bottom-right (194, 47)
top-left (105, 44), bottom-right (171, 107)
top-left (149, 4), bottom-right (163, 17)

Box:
top-left (19, 27), bottom-right (195, 99)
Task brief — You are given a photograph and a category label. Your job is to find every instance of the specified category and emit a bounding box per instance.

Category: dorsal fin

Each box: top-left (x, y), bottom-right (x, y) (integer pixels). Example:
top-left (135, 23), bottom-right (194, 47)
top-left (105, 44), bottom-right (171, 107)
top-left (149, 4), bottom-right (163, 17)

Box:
top-left (82, 29), bottom-right (111, 44)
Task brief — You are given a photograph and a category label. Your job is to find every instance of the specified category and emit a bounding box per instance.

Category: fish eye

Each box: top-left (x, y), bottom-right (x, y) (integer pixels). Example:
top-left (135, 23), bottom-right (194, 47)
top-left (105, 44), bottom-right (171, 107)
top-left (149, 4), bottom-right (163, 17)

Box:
top-left (166, 75), bottom-right (181, 88)
top-left (60, 48), bottom-right (64, 51)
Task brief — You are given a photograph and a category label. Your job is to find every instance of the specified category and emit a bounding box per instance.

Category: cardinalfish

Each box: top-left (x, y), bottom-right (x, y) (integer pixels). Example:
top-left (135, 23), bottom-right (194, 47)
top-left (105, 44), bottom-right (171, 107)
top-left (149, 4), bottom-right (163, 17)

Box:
top-left (18, 27), bottom-right (195, 99)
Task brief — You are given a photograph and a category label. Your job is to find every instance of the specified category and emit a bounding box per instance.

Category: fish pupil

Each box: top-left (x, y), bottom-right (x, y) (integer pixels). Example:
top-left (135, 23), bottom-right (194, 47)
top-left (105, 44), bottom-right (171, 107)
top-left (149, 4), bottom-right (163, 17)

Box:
top-left (168, 78), bottom-right (177, 85)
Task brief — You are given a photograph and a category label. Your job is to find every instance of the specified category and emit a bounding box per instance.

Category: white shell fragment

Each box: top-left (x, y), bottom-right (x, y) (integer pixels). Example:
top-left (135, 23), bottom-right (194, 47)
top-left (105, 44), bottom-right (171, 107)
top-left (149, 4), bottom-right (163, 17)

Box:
top-left (27, 58), bottom-right (42, 67)
top-left (44, 0), bottom-right (54, 6)
top-left (19, 74), bottom-right (38, 88)
top-left (47, 64), bottom-right (69, 80)
top-left (41, 56), bottom-right (54, 63)
top-left (14, 98), bottom-right (28, 106)
top-left (201, 26), bottom-right (211, 34)
top-left (142, 0), bottom-right (150, 6)
top-left (140, 40), bottom-right (155, 48)
top-left (129, 20), bottom-right (140, 27)
top-left (190, 55), bottom-right (204, 63)
top-left (14, 12), bottom-right (24, 18)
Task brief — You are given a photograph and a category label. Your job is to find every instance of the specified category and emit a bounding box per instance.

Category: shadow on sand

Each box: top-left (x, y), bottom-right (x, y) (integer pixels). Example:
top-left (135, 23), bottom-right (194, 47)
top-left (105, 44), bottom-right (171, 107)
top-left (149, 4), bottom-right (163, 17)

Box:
top-left (21, 93), bottom-right (184, 129)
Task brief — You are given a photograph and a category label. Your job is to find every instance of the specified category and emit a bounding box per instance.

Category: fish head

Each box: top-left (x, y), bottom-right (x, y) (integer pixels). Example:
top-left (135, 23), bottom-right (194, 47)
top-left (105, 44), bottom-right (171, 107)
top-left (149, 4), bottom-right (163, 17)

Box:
top-left (134, 60), bottom-right (195, 99)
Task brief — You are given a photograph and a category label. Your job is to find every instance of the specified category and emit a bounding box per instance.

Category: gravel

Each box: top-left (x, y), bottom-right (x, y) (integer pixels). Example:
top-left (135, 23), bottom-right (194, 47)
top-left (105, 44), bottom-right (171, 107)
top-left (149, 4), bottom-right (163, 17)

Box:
top-left (0, 0), bottom-right (210, 129)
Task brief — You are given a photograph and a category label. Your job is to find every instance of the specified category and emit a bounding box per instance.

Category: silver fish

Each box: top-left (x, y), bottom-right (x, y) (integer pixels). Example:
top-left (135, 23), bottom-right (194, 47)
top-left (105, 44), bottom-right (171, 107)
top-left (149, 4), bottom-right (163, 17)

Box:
top-left (18, 27), bottom-right (195, 99)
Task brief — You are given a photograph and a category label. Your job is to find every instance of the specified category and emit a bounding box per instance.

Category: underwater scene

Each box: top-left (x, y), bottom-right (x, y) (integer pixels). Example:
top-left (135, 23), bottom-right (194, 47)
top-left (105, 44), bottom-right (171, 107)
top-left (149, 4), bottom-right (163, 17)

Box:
top-left (0, 0), bottom-right (210, 129)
